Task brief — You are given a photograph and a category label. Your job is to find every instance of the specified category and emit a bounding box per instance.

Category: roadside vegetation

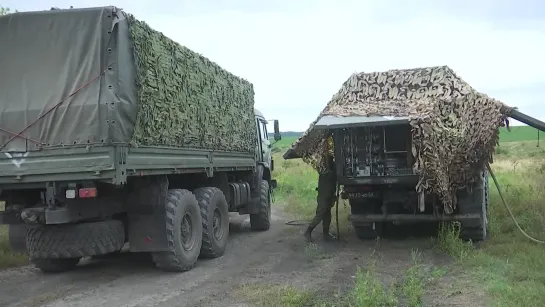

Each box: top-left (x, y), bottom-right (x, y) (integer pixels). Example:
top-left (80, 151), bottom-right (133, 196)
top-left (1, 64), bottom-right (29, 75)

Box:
top-left (0, 6), bottom-right (14, 16)
top-left (0, 222), bottom-right (28, 268)
top-left (271, 125), bottom-right (545, 307)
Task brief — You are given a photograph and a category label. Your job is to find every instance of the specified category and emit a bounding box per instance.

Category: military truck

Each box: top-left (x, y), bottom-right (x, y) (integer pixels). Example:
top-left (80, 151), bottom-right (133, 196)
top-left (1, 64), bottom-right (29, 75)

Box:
top-left (307, 115), bottom-right (489, 241)
top-left (0, 7), bottom-right (281, 273)
top-left (309, 109), bottom-right (545, 242)
top-left (283, 66), bottom-right (515, 243)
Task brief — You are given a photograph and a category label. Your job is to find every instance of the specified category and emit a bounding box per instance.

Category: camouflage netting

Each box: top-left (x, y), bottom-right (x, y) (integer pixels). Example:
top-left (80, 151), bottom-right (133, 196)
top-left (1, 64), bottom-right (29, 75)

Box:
top-left (288, 66), bottom-right (513, 213)
top-left (126, 14), bottom-right (256, 153)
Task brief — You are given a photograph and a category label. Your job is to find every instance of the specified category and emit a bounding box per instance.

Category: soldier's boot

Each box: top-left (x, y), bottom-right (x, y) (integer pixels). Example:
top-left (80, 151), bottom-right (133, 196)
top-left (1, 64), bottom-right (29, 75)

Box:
top-left (305, 218), bottom-right (320, 243)
top-left (304, 227), bottom-right (313, 243)
top-left (322, 211), bottom-right (337, 241)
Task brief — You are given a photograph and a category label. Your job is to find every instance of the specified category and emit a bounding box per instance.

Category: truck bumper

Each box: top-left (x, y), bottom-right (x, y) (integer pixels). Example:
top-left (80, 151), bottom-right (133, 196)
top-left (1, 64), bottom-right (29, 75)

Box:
top-left (349, 213), bottom-right (481, 225)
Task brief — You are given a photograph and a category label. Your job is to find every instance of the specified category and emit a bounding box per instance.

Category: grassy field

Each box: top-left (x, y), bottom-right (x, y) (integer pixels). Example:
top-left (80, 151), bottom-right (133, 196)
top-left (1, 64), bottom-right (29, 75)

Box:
top-left (273, 125), bottom-right (543, 146)
top-left (498, 125), bottom-right (543, 142)
top-left (270, 127), bottom-right (545, 307)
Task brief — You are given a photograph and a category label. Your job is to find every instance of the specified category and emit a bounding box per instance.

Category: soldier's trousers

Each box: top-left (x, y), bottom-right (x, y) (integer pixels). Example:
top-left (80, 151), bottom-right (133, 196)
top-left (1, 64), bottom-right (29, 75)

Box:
top-left (308, 171), bottom-right (337, 233)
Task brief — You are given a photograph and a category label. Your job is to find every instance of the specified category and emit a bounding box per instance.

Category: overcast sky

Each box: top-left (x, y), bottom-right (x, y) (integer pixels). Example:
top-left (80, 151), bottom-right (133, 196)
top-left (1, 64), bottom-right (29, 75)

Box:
top-left (3, 0), bottom-right (544, 131)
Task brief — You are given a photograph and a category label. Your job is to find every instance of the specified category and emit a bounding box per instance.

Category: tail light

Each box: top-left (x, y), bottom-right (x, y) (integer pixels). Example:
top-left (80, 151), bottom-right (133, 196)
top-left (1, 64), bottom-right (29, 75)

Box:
top-left (79, 188), bottom-right (97, 198)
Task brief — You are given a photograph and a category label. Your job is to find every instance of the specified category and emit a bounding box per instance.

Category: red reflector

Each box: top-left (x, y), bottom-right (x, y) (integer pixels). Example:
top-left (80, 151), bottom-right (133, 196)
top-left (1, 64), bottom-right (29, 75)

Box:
top-left (79, 188), bottom-right (97, 198)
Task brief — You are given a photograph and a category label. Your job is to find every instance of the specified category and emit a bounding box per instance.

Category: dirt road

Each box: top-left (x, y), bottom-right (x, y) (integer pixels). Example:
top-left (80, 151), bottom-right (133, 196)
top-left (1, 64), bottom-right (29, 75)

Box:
top-left (0, 206), bottom-right (487, 307)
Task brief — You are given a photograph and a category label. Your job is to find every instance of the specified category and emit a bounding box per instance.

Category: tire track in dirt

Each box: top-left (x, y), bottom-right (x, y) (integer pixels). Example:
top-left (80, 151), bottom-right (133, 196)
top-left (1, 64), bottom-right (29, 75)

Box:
top-left (0, 206), bottom-right (487, 307)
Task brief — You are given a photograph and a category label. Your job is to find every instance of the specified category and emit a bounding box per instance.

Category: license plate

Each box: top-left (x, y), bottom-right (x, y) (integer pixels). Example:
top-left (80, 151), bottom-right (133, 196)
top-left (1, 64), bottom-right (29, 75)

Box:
top-left (346, 191), bottom-right (378, 199)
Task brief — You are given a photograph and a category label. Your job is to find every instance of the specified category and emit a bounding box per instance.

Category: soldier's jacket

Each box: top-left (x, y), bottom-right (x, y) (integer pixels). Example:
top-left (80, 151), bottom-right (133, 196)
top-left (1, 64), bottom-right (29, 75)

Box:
top-left (317, 170), bottom-right (337, 200)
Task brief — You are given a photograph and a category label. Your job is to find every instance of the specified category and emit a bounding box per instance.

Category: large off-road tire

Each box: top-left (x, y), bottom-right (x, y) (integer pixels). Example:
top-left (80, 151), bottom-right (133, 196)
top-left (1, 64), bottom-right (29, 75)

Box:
top-left (26, 220), bottom-right (125, 259)
top-left (350, 199), bottom-right (384, 240)
top-left (152, 189), bottom-right (203, 272)
top-left (250, 180), bottom-right (271, 231)
top-left (25, 219), bottom-right (125, 273)
top-left (459, 172), bottom-right (489, 242)
top-left (354, 223), bottom-right (384, 240)
top-left (194, 187), bottom-right (229, 258)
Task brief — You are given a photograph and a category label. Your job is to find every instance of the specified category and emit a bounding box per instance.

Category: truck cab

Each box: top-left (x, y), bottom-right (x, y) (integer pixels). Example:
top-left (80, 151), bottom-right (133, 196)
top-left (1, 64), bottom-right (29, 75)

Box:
top-left (254, 108), bottom-right (280, 182)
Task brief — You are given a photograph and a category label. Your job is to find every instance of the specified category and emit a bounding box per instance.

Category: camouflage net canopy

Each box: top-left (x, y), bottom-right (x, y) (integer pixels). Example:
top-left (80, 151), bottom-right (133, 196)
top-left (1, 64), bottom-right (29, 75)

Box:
top-left (126, 14), bottom-right (256, 153)
top-left (0, 7), bottom-right (256, 153)
top-left (288, 66), bottom-right (513, 213)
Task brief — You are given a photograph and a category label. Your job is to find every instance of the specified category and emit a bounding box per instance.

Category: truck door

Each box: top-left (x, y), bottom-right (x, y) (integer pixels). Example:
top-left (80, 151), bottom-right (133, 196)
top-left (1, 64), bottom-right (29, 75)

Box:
top-left (256, 118), bottom-right (271, 166)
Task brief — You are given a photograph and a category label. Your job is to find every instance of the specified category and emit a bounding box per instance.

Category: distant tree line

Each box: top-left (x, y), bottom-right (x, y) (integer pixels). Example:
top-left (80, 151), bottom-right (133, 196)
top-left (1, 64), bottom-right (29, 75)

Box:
top-left (0, 7), bottom-right (15, 15)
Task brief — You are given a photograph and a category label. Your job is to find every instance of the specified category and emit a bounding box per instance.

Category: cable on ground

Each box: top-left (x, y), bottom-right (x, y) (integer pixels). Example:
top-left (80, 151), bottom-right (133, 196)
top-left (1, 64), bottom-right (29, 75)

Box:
top-left (487, 163), bottom-right (545, 244)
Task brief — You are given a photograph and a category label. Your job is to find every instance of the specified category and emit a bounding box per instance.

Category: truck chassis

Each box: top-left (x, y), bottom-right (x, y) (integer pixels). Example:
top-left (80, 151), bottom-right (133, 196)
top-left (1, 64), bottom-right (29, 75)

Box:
top-left (0, 114), bottom-right (280, 273)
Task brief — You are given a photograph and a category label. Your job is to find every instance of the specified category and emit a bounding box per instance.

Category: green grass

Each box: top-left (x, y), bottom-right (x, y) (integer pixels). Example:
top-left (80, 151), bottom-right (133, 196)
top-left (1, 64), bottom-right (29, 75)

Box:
top-left (498, 125), bottom-right (542, 143)
top-left (463, 157), bottom-right (545, 307)
top-left (401, 250), bottom-right (425, 307)
top-left (234, 283), bottom-right (315, 307)
top-left (350, 261), bottom-right (398, 307)
top-left (273, 125), bottom-right (543, 145)
top-left (235, 252), bottom-right (430, 307)
top-left (270, 136), bottom-right (299, 154)
top-left (273, 138), bottom-right (545, 307)
top-left (430, 149), bottom-right (545, 307)
top-left (0, 225), bottom-right (28, 269)
top-left (494, 140), bottom-right (545, 158)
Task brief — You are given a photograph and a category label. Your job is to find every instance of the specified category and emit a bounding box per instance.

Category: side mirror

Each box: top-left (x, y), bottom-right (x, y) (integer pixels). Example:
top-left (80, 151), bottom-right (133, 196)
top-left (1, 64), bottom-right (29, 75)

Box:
top-left (273, 120), bottom-right (281, 141)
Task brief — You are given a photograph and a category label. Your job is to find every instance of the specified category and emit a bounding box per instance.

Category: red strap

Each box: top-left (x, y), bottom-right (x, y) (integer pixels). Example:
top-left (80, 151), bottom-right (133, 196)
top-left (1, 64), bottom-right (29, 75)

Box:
top-left (0, 127), bottom-right (41, 145)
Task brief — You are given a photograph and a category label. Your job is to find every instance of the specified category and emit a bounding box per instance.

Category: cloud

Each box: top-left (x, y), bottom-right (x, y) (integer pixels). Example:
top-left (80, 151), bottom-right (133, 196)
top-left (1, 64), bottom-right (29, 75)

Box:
top-left (142, 1), bottom-right (545, 130)
top-left (5, 0), bottom-right (545, 131)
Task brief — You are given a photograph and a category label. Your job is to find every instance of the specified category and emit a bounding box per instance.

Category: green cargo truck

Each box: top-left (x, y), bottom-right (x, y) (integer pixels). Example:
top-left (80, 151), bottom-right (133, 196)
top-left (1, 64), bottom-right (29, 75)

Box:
top-left (0, 6), bottom-right (281, 273)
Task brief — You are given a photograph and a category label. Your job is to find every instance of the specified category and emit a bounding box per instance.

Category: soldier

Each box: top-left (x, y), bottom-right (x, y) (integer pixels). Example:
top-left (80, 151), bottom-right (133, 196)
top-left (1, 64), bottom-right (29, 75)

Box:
top-left (304, 136), bottom-right (338, 242)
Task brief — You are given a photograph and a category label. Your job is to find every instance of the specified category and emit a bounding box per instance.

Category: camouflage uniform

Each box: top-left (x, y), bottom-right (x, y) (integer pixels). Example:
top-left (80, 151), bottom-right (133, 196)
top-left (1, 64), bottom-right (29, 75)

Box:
top-left (304, 136), bottom-right (337, 242)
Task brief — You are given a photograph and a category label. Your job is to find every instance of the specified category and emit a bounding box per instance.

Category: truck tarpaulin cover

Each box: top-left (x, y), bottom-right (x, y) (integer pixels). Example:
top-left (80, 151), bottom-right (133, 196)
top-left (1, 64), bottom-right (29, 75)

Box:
top-left (0, 6), bottom-right (256, 154)
top-left (286, 66), bottom-right (513, 213)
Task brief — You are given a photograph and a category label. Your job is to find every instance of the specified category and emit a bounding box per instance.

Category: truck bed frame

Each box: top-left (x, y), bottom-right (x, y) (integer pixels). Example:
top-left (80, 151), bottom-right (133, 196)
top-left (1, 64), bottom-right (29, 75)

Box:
top-left (0, 145), bottom-right (256, 188)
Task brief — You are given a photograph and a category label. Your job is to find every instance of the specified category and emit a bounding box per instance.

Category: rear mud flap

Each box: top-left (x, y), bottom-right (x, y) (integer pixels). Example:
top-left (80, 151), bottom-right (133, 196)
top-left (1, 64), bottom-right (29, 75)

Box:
top-left (127, 213), bottom-right (169, 252)
top-left (9, 224), bottom-right (30, 254)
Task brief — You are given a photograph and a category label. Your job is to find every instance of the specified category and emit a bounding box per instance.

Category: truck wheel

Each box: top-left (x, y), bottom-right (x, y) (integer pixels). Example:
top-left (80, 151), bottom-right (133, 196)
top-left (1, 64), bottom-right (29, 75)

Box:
top-left (26, 220), bottom-right (125, 263)
top-left (194, 187), bottom-right (229, 258)
top-left (459, 173), bottom-right (489, 242)
top-left (354, 223), bottom-right (384, 240)
top-left (31, 258), bottom-right (80, 273)
top-left (152, 189), bottom-right (203, 272)
top-left (350, 199), bottom-right (383, 240)
top-left (250, 180), bottom-right (271, 231)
